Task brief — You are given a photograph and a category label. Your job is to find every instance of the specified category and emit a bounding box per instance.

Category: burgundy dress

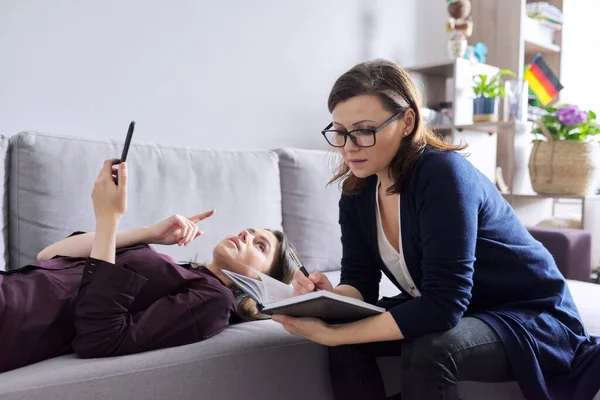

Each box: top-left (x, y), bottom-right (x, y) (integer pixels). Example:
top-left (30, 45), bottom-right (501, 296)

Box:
top-left (0, 234), bottom-right (235, 373)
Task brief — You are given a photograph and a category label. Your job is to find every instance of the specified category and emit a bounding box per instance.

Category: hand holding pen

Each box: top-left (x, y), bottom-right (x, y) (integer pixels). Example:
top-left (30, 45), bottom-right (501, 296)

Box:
top-left (289, 248), bottom-right (334, 295)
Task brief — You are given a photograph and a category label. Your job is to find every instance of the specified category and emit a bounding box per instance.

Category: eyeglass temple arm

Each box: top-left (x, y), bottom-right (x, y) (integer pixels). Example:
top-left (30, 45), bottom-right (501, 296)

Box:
top-left (375, 109), bottom-right (406, 133)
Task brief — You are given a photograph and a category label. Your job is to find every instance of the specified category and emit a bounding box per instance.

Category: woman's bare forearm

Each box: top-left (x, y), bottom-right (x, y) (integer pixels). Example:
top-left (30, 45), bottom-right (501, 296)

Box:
top-left (90, 218), bottom-right (120, 264)
top-left (37, 226), bottom-right (151, 261)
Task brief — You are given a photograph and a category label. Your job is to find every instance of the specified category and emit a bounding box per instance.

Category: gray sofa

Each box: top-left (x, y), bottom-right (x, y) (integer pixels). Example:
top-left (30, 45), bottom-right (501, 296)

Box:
top-left (0, 132), bottom-right (599, 400)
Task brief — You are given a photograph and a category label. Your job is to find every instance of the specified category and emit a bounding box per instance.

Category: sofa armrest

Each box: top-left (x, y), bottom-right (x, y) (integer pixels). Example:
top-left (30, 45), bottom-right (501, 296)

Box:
top-left (527, 226), bottom-right (592, 282)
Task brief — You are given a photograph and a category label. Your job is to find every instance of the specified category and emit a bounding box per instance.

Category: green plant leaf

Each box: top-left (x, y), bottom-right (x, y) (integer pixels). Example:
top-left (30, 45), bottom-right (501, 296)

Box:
top-left (534, 104), bottom-right (600, 141)
top-left (497, 69), bottom-right (516, 77)
top-left (473, 74), bottom-right (491, 97)
top-left (541, 115), bottom-right (560, 125)
top-left (473, 69), bottom-right (515, 98)
top-left (588, 125), bottom-right (600, 135)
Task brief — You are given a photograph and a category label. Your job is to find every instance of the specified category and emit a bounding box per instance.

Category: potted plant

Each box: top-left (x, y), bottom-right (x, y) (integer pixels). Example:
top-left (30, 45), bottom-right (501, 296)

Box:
top-left (529, 104), bottom-right (600, 195)
top-left (472, 69), bottom-right (515, 122)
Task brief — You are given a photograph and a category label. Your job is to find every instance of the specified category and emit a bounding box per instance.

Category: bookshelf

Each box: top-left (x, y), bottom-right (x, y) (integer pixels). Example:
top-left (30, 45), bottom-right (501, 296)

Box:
top-left (432, 121), bottom-right (530, 135)
top-left (462, 0), bottom-right (568, 196)
top-left (406, 57), bottom-right (533, 192)
top-left (405, 58), bottom-right (504, 183)
top-left (524, 38), bottom-right (561, 55)
top-left (408, 0), bottom-right (600, 272)
top-left (469, 0), bottom-right (564, 82)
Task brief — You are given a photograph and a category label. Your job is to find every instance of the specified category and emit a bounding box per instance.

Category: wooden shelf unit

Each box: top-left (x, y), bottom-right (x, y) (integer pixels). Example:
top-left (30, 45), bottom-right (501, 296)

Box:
top-left (423, 1), bottom-right (599, 271)
top-left (431, 121), bottom-right (531, 135)
top-left (524, 38), bottom-right (561, 55)
top-left (469, 0), bottom-right (564, 80)
top-left (465, 0), bottom-right (567, 198)
top-left (406, 58), bottom-right (521, 188)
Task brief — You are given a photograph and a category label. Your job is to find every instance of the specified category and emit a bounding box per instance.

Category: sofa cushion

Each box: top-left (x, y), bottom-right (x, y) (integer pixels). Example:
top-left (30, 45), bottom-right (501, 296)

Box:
top-left (0, 135), bottom-right (8, 271)
top-left (276, 148), bottom-right (342, 272)
top-left (8, 132), bottom-right (282, 269)
top-left (0, 320), bottom-right (332, 400)
top-left (568, 279), bottom-right (600, 336)
top-left (0, 317), bottom-right (537, 400)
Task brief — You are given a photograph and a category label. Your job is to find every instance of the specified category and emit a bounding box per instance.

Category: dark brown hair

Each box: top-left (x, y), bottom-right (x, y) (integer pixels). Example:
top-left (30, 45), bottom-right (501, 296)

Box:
top-left (192, 229), bottom-right (296, 322)
top-left (231, 229), bottom-right (296, 322)
top-left (327, 59), bottom-right (466, 195)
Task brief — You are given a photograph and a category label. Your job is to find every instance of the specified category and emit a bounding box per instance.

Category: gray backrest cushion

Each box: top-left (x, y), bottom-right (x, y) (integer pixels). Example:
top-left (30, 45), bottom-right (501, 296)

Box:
top-left (276, 148), bottom-right (342, 272)
top-left (0, 135), bottom-right (8, 271)
top-left (9, 132), bottom-right (282, 269)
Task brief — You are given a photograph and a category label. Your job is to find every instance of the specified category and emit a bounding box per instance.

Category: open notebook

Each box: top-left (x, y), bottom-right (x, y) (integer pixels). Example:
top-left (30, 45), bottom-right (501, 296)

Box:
top-left (221, 269), bottom-right (385, 323)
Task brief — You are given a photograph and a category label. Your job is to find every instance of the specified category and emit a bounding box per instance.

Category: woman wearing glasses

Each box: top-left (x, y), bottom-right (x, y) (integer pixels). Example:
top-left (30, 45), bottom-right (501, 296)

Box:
top-left (272, 59), bottom-right (600, 400)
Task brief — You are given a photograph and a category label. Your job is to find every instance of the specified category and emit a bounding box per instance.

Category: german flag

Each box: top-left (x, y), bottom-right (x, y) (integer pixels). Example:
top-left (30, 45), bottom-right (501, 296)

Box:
top-left (524, 53), bottom-right (563, 106)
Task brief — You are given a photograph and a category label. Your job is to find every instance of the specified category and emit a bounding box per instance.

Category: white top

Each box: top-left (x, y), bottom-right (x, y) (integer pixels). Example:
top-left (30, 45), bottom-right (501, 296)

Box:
top-left (375, 181), bottom-right (421, 298)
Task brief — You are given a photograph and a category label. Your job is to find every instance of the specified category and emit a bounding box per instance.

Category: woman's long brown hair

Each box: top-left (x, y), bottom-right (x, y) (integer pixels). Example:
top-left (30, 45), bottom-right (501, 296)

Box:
top-left (327, 59), bottom-right (467, 195)
top-left (191, 229), bottom-right (296, 322)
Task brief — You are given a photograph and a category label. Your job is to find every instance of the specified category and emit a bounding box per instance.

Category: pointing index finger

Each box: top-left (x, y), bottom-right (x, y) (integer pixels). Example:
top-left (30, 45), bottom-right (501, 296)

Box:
top-left (189, 209), bottom-right (216, 223)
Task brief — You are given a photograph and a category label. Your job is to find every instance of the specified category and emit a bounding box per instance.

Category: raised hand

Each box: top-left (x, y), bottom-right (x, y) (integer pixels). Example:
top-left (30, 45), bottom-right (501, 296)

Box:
top-left (148, 210), bottom-right (216, 246)
top-left (92, 159), bottom-right (127, 222)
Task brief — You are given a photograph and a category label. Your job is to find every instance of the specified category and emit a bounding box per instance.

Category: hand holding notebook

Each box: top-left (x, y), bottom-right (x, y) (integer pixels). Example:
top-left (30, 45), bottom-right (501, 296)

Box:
top-left (221, 267), bottom-right (384, 324)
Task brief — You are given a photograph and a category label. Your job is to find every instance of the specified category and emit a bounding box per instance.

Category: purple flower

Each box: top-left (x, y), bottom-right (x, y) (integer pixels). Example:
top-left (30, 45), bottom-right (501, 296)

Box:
top-left (557, 105), bottom-right (588, 125)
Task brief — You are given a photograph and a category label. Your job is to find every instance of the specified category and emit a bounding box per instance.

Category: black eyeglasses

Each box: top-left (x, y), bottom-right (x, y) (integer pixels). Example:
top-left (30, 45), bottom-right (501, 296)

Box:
top-left (321, 109), bottom-right (406, 148)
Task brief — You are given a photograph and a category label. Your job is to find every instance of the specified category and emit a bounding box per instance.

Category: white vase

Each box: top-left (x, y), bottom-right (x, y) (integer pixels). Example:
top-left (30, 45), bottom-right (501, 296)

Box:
top-left (447, 37), bottom-right (467, 58)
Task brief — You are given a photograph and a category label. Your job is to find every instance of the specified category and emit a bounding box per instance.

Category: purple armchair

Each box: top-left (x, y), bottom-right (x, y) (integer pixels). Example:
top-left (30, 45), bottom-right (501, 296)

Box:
top-left (527, 226), bottom-right (592, 282)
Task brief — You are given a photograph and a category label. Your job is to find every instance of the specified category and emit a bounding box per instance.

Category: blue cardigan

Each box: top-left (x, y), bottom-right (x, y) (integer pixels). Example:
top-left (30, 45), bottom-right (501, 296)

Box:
top-left (338, 147), bottom-right (600, 399)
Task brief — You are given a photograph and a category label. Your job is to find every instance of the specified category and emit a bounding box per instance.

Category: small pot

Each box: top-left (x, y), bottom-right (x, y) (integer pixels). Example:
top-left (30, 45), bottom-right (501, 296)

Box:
top-left (473, 97), bottom-right (499, 122)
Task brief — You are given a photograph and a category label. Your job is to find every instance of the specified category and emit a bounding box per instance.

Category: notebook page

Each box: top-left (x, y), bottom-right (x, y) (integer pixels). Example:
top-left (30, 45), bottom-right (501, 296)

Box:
top-left (221, 269), bottom-right (265, 304)
top-left (256, 270), bottom-right (294, 303)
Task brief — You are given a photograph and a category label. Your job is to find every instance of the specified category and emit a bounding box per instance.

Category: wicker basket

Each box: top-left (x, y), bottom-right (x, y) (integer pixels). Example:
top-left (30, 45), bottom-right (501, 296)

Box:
top-left (529, 140), bottom-right (600, 196)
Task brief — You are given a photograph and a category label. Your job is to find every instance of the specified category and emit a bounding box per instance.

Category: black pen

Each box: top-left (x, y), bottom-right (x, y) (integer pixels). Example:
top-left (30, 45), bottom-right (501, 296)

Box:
top-left (299, 266), bottom-right (319, 292)
top-left (289, 248), bottom-right (318, 292)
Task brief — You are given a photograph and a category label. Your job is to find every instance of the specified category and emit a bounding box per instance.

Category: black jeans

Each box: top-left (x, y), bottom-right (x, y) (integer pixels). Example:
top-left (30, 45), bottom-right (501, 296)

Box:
top-left (329, 299), bottom-right (513, 400)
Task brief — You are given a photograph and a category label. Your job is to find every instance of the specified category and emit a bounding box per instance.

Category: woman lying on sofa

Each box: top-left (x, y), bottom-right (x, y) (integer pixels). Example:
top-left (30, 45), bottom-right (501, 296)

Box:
top-left (0, 159), bottom-right (296, 373)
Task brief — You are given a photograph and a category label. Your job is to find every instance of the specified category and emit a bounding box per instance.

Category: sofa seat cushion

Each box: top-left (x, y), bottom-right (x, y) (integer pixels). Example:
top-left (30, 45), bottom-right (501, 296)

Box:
top-left (2, 273), bottom-right (597, 400)
top-left (0, 320), bottom-right (332, 400)
top-left (568, 279), bottom-right (600, 336)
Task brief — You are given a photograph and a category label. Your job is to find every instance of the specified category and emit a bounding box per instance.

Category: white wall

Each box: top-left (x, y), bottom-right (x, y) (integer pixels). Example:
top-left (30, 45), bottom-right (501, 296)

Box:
top-left (0, 0), bottom-right (356, 149)
top-left (368, 0), bottom-right (449, 67)
top-left (0, 0), bottom-right (449, 150)
top-left (560, 1), bottom-right (600, 113)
